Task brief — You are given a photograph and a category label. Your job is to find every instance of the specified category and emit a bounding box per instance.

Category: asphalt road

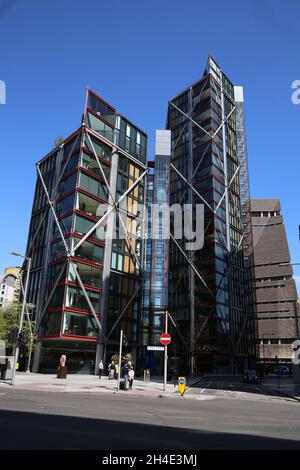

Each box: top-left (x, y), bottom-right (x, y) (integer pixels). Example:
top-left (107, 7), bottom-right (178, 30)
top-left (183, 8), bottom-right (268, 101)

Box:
top-left (1, 389), bottom-right (300, 450)
top-left (189, 375), bottom-right (284, 397)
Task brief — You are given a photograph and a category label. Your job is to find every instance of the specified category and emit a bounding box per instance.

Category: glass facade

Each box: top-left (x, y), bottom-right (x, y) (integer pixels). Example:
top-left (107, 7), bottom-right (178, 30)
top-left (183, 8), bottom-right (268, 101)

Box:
top-left (141, 168), bottom-right (154, 347)
top-left (234, 87), bottom-right (257, 361)
top-left (151, 155), bottom-right (170, 312)
top-left (167, 57), bottom-right (250, 374)
top-left (25, 89), bottom-right (147, 373)
top-left (141, 140), bottom-right (170, 373)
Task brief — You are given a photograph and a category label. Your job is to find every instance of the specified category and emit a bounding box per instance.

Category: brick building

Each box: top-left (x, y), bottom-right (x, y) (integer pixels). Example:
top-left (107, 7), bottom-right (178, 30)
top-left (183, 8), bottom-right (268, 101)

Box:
top-left (251, 199), bottom-right (299, 366)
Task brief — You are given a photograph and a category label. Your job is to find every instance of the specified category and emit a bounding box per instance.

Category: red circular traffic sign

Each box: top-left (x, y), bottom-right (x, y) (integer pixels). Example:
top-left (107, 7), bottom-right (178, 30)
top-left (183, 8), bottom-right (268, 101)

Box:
top-left (160, 333), bottom-right (171, 346)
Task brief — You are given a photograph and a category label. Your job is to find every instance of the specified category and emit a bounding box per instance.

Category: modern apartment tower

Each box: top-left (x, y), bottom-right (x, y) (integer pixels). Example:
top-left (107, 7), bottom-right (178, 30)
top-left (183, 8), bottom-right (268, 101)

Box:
top-left (234, 86), bottom-right (258, 362)
top-left (141, 131), bottom-right (171, 374)
top-left (251, 199), bottom-right (299, 366)
top-left (24, 89), bottom-right (147, 373)
top-left (167, 56), bottom-right (254, 374)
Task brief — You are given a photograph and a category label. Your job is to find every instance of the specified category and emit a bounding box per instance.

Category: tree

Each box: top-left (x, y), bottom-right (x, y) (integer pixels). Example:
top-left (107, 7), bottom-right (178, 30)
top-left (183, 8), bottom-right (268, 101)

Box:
top-left (0, 302), bottom-right (35, 355)
top-left (54, 136), bottom-right (64, 147)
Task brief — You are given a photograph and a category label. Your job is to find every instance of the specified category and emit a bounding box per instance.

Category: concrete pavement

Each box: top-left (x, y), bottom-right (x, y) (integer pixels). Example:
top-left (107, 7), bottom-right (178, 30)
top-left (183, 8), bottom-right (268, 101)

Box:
top-left (1, 387), bottom-right (300, 449)
top-left (1, 372), bottom-right (299, 404)
top-left (0, 372), bottom-right (184, 398)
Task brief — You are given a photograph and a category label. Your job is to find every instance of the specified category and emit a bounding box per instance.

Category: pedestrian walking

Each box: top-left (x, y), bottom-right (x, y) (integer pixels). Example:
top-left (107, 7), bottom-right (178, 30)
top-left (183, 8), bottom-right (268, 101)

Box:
top-left (123, 361), bottom-right (130, 390)
top-left (115, 363), bottom-right (119, 380)
top-left (128, 363), bottom-right (135, 390)
top-left (108, 360), bottom-right (115, 380)
top-left (98, 360), bottom-right (104, 379)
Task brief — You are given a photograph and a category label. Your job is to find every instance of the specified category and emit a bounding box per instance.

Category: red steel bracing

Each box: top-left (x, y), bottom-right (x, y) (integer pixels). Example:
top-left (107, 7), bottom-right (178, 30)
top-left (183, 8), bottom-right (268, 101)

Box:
top-left (35, 121), bottom-right (148, 347)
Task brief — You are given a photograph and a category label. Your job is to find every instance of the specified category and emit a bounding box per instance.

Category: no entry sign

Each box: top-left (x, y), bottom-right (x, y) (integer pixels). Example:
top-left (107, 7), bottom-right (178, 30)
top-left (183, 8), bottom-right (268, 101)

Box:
top-left (160, 333), bottom-right (171, 346)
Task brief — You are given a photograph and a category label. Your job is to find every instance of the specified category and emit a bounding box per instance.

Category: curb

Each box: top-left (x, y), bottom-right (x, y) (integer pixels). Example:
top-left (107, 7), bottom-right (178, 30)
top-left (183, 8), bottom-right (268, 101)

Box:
top-left (1, 381), bottom-right (202, 400)
top-left (259, 383), bottom-right (300, 402)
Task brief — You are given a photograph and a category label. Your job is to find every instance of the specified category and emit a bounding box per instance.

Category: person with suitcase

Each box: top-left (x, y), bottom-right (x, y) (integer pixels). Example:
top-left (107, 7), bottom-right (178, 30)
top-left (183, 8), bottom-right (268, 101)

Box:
top-left (123, 361), bottom-right (130, 390)
top-left (108, 360), bottom-right (115, 380)
top-left (128, 364), bottom-right (135, 390)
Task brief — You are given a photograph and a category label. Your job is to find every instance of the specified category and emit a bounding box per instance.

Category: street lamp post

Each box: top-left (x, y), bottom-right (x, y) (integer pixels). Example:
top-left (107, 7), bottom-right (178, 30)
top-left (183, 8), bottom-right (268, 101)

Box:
top-left (25, 303), bottom-right (35, 373)
top-left (10, 252), bottom-right (31, 386)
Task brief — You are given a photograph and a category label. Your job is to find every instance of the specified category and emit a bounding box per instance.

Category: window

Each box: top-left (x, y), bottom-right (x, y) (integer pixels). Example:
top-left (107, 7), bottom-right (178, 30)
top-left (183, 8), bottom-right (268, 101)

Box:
top-left (47, 263), bottom-right (67, 286)
top-left (83, 135), bottom-right (112, 161)
top-left (136, 131), bottom-right (141, 149)
top-left (63, 312), bottom-right (98, 338)
top-left (49, 240), bottom-right (68, 263)
top-left (63, 136), bottom-right (80, 160)
top-left (87, 91), bottom-right (115, 126)
top-left (40, 312), bottom-right (62, 336)
top-left (73, 237), bottom-right (104, 265)
top-left (81, 152), bottom-right (110, 180)
top-left (74, 214), bottom-right (104, 241)
top-left (125, 124), bottom-right (131, 151)
top-left (115, 116), bottom-right (147, 162)
top-left (65, 286), bottom-right (101, 312)
top-left (68, 261), bottom-right (103, 288)
top-left (81, 152), bottom-right (101, 176)
top-left (79, 172), bottom-right (109, 201)
top-left (52, 215), bottom-right (73, 240)
top-left (58, 173), bottom-right (77, 198)
top-left (86, 112), bottom-right (113, 142)
top-left (46, 285), bottom-right (65, 308)
top-left (56, 193), bottom-right (75, 217)
top-left (61, 152), bottom-right (79, 177)
top-left (77, 192), bottom-right (100, 218)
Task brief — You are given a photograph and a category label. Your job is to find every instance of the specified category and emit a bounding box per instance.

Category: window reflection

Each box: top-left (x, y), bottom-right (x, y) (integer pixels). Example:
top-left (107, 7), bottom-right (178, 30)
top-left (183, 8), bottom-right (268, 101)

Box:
top-left (86, 112), bottom-right (114, 142)
top-left (63, 312), bottom-right (98, 338)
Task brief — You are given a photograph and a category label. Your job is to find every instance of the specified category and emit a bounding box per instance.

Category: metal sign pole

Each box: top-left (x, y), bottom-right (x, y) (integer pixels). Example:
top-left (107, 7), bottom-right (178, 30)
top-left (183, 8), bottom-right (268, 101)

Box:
top-left (164, 310), bottom-right (168, 392)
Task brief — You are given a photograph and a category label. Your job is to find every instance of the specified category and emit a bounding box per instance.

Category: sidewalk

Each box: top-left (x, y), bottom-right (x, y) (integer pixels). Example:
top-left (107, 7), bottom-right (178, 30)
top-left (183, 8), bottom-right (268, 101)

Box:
top-left (0, 372), bottom-right (185, 399)
top-left (261, 375), bottom-right (300, 401)
top-left (2, 372), bottom-right (299, 402)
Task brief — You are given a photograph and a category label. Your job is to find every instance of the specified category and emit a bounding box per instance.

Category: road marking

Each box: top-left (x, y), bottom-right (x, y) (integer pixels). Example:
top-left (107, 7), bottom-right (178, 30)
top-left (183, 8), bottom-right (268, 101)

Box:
top-left (200, 381), bottom-right (212, 394)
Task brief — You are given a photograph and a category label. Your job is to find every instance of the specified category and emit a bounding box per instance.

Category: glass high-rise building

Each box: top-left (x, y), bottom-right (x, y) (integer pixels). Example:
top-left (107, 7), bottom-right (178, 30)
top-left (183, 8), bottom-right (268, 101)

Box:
top-left (24, 89), bottom-right (147, 373)
top-left (141, 131), bottom-right (171, 374)
top-left (167, 56), bottom-right (253, 374)
top-left (234, 86), bottom-right (257, 363)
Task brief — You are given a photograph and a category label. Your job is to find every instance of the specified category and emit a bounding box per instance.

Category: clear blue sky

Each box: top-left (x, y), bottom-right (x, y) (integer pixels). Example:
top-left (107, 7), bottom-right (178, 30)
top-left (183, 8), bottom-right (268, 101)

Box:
top-left (0, 0), bottom-right (299, 290)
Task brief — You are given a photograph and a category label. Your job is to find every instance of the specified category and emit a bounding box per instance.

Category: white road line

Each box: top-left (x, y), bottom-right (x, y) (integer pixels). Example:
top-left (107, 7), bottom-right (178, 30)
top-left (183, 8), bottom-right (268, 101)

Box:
top-left (200, 381), bottom-right (212, 394)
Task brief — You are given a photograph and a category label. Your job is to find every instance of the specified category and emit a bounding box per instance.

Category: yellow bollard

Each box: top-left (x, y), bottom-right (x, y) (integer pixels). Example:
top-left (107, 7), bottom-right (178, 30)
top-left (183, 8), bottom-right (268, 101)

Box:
top-left (178, 376), bottom-right (187, 396)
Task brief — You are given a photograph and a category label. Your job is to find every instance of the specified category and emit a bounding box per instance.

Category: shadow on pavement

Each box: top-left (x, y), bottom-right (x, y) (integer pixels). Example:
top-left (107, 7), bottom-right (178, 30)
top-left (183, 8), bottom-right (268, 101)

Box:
top-left (190, 376), bottom-right (283, 397)
top-left (1, 408), bottom-right (300, 450)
